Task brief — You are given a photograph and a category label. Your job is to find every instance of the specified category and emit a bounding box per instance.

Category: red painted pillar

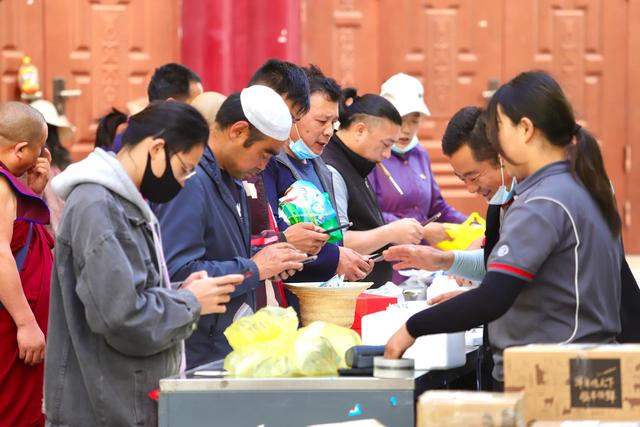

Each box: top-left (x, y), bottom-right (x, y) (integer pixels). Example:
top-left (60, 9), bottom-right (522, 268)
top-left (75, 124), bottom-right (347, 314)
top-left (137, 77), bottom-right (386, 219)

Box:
top-left (181, 0), bottom-right (301, 94)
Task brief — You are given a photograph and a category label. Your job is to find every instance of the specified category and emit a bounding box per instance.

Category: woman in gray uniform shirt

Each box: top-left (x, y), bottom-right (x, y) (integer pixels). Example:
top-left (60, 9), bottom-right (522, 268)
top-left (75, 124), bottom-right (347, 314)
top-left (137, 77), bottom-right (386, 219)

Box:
top-left (383, 71), bottom-right (623, 387)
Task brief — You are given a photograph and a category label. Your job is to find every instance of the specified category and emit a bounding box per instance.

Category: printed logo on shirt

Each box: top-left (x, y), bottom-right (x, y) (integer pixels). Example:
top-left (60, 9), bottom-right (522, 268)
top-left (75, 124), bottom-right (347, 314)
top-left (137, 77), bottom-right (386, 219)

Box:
top-left (497, 245), bottom-right (510, 257)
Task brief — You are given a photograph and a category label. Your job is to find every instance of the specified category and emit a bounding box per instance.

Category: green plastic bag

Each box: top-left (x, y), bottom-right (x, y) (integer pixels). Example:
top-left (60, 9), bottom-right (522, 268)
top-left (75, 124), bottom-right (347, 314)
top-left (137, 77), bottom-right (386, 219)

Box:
top-left (278, 180), bottom-right (343, 243)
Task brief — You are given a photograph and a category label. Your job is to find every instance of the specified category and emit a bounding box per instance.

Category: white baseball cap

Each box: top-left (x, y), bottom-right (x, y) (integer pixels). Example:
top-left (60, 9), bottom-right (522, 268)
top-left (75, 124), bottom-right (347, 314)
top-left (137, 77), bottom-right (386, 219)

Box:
top-left (240, 85), bottom-right (292, 141)
top-left (380, 73), bottom-right (431, 117)
top-left (29, 99), bottom-right (76, 142)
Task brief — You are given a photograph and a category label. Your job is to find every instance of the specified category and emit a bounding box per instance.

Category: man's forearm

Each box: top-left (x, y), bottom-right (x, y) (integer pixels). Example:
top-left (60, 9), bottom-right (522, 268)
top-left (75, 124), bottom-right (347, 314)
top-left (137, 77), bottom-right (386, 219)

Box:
top-left (343, 226), bottom-right (391, 255)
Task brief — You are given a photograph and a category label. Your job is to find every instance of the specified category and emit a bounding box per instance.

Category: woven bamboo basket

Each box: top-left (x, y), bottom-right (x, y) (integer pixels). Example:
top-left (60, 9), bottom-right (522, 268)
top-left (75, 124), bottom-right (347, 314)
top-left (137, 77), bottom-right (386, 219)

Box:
top-left (283, 282), bottom-right (373, 328)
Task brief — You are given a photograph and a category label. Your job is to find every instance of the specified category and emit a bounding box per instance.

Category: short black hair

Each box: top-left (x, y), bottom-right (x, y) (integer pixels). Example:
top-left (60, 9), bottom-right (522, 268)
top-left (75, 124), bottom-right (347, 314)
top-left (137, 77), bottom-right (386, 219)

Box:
top-left (248, 58), bottom-right (310, 115)
top-left (442, 107), bottom-right (498, 165)
top-left (215, 93), bottom-right (266, 148)
top-left (96, 101), bottom-right (209, 155)
top-left (442, 107), bottom-right (478, 150)
top-left (303, 64), bottom-right (341, 102)
top-left (147, 63), bottom-right (202, 102)
top-left (338, 87), bottom-right (402, 129)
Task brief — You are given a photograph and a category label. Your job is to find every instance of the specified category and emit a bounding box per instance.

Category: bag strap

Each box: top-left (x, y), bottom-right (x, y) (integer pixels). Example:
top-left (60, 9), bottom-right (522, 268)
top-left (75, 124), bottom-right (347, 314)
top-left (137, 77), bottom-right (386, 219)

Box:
top-left (15, 222), bottom-right (33, 272)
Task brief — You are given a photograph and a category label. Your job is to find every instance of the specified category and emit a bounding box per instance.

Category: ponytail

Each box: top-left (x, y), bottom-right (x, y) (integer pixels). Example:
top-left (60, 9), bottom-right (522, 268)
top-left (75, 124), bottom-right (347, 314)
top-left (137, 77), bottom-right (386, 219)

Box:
top-left (486, 71), bottom-right (622, 237)
top-left (568, 128), bottom-right (621, 235)
top-left (338, 87), bottom-right (359, 126)
top-left (338, 87), bottom-right (401, 129)
top-left (95, 108), bottom-right (127, 149)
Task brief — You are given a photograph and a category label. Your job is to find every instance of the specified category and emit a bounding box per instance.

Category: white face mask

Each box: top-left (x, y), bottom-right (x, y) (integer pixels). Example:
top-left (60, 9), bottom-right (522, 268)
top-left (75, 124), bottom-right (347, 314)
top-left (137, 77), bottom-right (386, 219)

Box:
top-left (391, 135), bottom-right (420, 155)
top-left (489, 159), bottom-right (517, 206)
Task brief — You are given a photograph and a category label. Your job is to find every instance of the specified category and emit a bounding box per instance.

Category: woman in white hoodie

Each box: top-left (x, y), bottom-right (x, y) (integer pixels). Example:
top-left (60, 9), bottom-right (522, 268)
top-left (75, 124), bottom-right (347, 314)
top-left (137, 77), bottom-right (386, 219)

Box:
top-left (44, 101), bottom-right (243, 426)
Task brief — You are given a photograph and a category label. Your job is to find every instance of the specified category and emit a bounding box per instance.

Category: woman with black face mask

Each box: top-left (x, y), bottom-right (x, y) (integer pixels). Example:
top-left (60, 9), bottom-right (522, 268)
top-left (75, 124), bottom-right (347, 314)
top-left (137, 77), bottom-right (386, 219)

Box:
top-left (43, 101), bottom-right (244, 427)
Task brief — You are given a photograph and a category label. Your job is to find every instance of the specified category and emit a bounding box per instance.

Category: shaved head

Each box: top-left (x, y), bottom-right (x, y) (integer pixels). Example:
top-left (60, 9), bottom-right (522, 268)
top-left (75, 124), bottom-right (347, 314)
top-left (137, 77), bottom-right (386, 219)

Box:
top-left (191, 91), bottom-right (227, 127)
top-left (0, 101), bottom-right (47, 146)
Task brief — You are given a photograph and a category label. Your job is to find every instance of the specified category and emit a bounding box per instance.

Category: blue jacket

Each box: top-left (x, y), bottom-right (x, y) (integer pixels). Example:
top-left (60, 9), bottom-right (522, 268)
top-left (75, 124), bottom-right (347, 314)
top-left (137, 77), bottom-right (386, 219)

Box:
top-left (262, 152), bottom-right (340, 282)
top-left (153, 146), bottom-right (261, 369)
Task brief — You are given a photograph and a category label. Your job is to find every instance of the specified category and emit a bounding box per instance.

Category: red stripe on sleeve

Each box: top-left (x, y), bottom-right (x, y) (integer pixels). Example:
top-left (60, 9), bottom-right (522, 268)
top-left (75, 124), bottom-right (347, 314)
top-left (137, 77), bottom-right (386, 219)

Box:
top-left (488, 263), bottom-right (534, 280)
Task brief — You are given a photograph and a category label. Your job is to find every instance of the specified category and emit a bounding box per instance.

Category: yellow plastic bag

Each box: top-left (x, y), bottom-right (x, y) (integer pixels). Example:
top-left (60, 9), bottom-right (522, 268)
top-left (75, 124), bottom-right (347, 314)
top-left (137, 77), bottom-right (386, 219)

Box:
top-left (223, 308), bottom-right (361, 377)
top-left (293, 334), bottom-right (338, 376)
top-left (224, 306), bottom-right (298, 351)
top-left (298, 321), bottom-right (362, 369)
top-left (224, 335), bottom-right (298, 377)
top-left (435, 212), bottom-right (486, 251)
top-left (224, 307), bottom-right (299, 377)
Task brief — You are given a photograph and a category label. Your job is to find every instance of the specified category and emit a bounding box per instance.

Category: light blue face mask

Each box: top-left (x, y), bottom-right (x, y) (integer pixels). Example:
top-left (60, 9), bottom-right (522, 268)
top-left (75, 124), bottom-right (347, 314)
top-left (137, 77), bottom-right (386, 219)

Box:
top-left (489, 160), bottom-right (517, 206)
top-left (391, 135), bottom-right (420, 155)
top-left (289, 124), bottom-right (319, 160)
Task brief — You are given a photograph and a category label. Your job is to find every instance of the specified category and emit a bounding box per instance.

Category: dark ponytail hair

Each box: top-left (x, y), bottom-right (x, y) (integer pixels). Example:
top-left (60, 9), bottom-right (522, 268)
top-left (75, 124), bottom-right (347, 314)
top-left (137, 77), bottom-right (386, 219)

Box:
top-left (46, 123), bottom-right (72, 170)
top-left (486, 71), bottom-right (621, 236)
top-left (338, 87), bottom-right (402, 129)
top-left (96, 101), bottom-right (209, 156)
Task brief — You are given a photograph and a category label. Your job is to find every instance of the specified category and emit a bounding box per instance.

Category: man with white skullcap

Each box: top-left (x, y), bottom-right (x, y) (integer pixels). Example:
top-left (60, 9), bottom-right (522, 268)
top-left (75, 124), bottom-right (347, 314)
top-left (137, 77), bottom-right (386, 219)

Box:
top-left (154, 85), bottom-right (307, 367)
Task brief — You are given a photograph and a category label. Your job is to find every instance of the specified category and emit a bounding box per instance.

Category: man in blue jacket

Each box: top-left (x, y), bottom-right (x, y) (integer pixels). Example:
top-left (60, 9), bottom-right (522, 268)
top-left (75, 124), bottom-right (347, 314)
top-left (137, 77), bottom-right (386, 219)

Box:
top-left (262, 65), bottom-right (373, 284)
top-left (154, 85), bottom-right (307, 368)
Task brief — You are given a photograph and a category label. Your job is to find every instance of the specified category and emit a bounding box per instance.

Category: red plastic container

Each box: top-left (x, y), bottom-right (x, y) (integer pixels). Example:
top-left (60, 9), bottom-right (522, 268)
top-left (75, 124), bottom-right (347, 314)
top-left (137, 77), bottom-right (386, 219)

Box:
top-left (351, 293), bottom-right (398, 336)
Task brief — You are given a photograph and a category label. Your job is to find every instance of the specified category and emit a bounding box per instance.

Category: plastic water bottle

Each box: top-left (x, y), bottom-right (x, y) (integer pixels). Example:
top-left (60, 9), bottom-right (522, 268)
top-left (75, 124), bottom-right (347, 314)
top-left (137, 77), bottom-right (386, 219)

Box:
top-left (18, 56), bottom-right (40, 95)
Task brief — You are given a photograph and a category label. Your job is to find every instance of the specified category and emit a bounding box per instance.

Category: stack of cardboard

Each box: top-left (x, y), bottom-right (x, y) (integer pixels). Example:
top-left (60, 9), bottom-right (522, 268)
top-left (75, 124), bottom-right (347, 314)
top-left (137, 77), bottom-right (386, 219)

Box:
top-left (504, 344), bottom-right (640, 423)
top-left (416, 390), bottom-right (525, 427)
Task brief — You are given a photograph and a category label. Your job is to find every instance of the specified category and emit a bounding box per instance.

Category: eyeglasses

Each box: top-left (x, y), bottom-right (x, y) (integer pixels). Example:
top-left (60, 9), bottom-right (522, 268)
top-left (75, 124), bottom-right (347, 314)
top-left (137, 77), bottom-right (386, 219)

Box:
top-left (174, 153), bottom-right (197, 182)
top-left (460, 167), bottom-right (491, 185)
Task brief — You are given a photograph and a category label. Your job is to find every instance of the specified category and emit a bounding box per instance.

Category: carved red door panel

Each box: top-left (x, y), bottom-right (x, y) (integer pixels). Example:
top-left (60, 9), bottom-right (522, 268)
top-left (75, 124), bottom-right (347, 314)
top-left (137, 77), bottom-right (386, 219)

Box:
top-left (628, 0), bottom-right (640, 253)
top-left (503, 0), bottom-right (631, 246)
top-left (42, 0), bottom-right (180, 160)
top-left (0, 0), bottom-right (44, 102)
top-left (302, 0), bottom-right (501, 216)
top-left (302, 0), bottom-right (381, 94)
top-left (378, 0), bottom-right (503, 216)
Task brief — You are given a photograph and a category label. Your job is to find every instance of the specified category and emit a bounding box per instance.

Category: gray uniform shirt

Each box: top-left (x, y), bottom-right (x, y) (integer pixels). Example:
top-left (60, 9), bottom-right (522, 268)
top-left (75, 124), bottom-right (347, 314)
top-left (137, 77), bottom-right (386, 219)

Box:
top-left (487, 161), bottom-right (621, 380)
top-left (327, 164), bottom-right (350, 225)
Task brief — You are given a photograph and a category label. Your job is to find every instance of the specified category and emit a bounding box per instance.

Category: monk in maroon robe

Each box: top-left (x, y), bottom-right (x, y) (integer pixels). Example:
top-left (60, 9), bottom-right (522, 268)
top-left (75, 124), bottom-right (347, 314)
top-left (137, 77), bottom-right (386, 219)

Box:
top-left (0, 102), bottom-right (53, 427)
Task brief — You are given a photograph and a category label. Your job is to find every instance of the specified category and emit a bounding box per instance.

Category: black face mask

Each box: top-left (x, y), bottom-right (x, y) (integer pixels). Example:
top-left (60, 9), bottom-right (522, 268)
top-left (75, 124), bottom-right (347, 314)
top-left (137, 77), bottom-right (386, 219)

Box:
top-left (140, 147), bottom-right (183, 203)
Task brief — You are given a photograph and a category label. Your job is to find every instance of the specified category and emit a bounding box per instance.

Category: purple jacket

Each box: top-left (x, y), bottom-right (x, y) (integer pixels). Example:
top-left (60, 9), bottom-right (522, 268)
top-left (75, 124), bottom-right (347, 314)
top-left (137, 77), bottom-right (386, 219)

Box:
top-left (368, 145), bottom-right (466, 225)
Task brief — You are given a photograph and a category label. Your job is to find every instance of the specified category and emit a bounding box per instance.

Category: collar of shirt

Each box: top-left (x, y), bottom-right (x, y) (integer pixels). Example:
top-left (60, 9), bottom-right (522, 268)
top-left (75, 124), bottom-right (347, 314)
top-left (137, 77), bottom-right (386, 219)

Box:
top-left (330, 134), bottom-right (377, 178)
top-left (515, 160), bottom-right (570, 196)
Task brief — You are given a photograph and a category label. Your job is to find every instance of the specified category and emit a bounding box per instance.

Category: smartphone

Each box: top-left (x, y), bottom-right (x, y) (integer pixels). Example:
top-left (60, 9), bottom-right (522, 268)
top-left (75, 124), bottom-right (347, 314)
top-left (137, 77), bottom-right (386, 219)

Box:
top-left (322, 222), bottom-right (353, 234)
top-left (370, 254), bottom-right (385, 263)
top-left (367, 252), bottom-right (384, 263)
top-left (301, 255), bottom-right (319, 265)
top-left (421, 212), bottom-right (442, 227)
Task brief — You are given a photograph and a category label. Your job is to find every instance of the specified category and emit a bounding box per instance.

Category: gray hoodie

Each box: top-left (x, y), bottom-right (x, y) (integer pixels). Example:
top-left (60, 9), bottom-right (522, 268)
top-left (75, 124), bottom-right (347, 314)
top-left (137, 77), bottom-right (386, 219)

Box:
top-left (44, 148), bottom-right (201, 427)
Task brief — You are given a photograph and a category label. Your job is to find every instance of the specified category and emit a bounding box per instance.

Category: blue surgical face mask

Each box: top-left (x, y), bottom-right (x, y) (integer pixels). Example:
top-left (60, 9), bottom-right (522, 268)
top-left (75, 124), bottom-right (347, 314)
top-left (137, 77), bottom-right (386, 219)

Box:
top-left (391, 135), bottom-right (420, 155)
top-left (489, 160), bottom-right (517, 206)
top-left (289, 124), bottom-right (319, 160)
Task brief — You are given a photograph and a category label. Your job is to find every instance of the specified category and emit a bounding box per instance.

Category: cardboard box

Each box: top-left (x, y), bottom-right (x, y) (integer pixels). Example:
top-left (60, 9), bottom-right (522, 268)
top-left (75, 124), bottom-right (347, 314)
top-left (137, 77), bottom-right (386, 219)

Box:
top-left (350, 293), bottom-right (397, 335)
top-left (416, 390), bottom-right (525, 427)
top-left (504, 344), bottom-right (640, 423)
